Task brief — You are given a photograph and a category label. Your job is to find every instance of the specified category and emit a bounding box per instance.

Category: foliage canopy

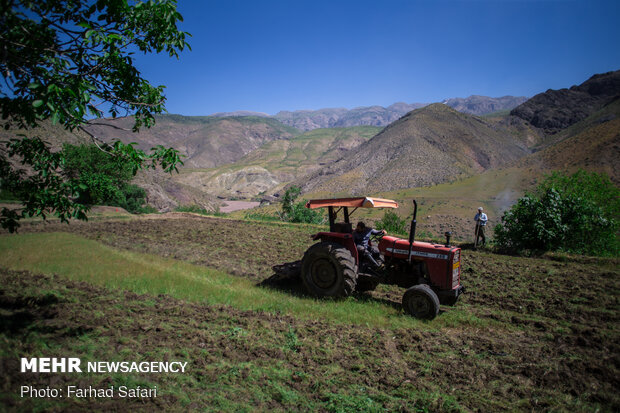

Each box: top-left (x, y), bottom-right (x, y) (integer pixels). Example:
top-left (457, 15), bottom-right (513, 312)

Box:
top-left (494, 170), bottom-right (619, 256)
top-left (279, 186), bottom-right (323, 224)
top-left (0, 0), bottom-right (190, 231)
top-left (375, 210), bottom-right (408, 236)
top-left (63, 143), bottom-right (152, 213)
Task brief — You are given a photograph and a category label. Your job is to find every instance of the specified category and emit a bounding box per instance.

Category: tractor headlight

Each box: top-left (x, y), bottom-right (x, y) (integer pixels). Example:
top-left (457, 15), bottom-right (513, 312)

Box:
top-left (452, 250), bottom-right (460, 263)
top-left (452, 250), bottom-right (460, 288)
top-left (452, 266), bottom-right (460, 287)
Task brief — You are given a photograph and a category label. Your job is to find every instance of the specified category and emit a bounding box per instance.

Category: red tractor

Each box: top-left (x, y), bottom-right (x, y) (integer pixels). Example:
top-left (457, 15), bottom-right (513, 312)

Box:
top-left (284, 197), bottom-right (464, 319)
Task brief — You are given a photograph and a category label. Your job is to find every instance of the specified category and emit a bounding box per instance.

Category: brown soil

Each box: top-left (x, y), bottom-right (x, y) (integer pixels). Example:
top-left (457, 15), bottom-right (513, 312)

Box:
top-left (3, 215), bottom-right (619, 411)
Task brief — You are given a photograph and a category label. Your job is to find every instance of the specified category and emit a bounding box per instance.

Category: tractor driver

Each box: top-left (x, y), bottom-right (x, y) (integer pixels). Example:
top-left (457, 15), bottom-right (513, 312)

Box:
top-left (354, 222), bottom-right (386, 269)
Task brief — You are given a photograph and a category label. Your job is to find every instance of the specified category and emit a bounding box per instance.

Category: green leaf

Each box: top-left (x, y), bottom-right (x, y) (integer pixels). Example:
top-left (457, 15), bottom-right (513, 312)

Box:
top-left (50, 111), bottom-right (60, 125)
top-left (32, 100), bottom-right (44, 108)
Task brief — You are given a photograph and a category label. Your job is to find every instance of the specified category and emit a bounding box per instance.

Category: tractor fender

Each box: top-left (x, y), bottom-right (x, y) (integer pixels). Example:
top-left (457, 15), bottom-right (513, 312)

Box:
top-left (312, 232), bottom-right (358, 264)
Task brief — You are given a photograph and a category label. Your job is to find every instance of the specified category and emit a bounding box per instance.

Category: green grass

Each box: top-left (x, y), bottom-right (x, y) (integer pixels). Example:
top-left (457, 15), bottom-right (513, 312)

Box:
top-left (0, 232), bottom-right (485, 330)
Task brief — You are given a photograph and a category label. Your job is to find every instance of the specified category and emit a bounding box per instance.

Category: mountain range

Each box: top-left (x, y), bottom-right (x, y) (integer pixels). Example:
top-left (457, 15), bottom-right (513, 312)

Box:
top-left (511, 70), bottom-right (620, 134)
top-left (51, 70), bottom-right (620, 212)
top-left (210, 96), bottom-right (527, 131)
top-left (291, 103), bottom-right (535, 195)
top-left (289, 70), bottom-right (619, 197)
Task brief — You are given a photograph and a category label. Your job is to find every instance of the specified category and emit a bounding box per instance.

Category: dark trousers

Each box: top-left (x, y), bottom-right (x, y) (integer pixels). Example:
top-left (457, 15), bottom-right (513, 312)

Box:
top-left (475, 225), bottom-right (486, 245)
top-left (357, 245), bottom-right (380, 267)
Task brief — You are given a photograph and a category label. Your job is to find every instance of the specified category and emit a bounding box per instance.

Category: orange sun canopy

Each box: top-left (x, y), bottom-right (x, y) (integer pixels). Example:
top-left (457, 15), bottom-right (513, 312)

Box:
top-left (305, 197), bottom-right (399, 209)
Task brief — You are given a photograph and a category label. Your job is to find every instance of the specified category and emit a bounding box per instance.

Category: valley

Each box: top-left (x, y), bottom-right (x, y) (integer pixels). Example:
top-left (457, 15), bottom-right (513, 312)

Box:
top-left (0, 71), bottom-right (618, 411)
top-left (2, 2), bottom-right (618, 412)
top-left (69, 71), bottom-right (618, 228)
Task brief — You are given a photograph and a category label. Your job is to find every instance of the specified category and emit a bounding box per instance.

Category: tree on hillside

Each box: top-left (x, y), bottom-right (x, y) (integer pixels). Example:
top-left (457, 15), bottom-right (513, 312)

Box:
top-left (62, 143), bottom-right (151, 213)
top-left (0, 0), bottom-right (190, 232)
top-left (494, 170), bottom-right (619, 256)
top-left (279, 186), bottom-right (323, 224)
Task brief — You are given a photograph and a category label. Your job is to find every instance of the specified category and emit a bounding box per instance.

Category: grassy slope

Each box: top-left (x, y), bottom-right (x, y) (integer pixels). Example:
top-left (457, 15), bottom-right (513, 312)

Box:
top-left (211, 125), bottom-right (380, 174)
top-left (1, 216), bottom-right (618, 412)
top-left (0, 232), bottom-right (425, 328)
top-left (232, 166), bottom-right (535, 241)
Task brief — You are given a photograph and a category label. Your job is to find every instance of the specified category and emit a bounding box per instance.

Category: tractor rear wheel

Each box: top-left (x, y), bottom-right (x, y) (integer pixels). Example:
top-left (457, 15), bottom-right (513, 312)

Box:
top-left (402, 284), bottom-right (440, 319)
top-left (301, 242), bottom-right (357, 298)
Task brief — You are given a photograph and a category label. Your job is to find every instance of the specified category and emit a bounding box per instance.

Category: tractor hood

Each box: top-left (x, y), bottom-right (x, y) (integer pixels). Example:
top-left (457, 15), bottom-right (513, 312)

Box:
top-left (379, 236), bottom-right (456, 260)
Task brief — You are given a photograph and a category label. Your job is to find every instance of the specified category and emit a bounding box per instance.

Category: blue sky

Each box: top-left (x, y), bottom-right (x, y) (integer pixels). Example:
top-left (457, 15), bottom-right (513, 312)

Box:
top-left (135, 0), bottom-right (620, 116)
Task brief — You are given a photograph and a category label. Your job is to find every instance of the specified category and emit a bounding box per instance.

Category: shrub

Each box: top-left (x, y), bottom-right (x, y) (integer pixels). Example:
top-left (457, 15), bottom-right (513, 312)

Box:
top-left (175, 204), bottom-right (226, 217)
top-left (108, 184), bottom-right (151, 214)
top-left (62, 144), bottom-right (152, 214)
top-left (175, 204), bottom-right (208, 214)
top-left (375, 210), bottom-right (408, 235)
top-left (278, 186), bottom-right (324, 224)
top-left (494, 170), bottom-right (619, 256)
top-left (285, 202), bottom-right (324, 224)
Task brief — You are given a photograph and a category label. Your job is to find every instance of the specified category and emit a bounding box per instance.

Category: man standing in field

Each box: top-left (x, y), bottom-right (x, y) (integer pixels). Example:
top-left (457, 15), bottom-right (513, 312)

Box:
top-left (474, 207), bottom-right (488, 246)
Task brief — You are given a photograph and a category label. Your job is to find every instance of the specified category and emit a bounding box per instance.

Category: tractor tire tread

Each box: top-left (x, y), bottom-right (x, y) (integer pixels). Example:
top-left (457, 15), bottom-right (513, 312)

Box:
top-left (301, 242), bottom-right (357, 298)
top-left (402, 284), bottom-right (440, 320)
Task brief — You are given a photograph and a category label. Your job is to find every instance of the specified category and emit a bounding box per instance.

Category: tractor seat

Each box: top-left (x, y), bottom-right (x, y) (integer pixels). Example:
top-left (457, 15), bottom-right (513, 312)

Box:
top-left (333, 222), bottom-right (352, 233)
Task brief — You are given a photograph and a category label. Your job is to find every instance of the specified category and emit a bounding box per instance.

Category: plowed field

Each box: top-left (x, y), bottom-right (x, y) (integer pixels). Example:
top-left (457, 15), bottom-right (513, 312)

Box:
top-left (1, 214), bottom-right (618, 411)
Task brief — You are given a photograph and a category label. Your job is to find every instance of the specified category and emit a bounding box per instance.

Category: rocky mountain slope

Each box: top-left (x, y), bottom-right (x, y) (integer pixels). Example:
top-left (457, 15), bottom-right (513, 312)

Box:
top-left (272, 107), bottom-right (350, 131)
top-left (273, 103), bottom-right (427, 131)
top-left (292, 104), bottom-right (533, 195)
top-left (272, 98), bottom-right (526, 131)
top-left (1, 120), bottom-right (216, 211)
top-left (517, 97), bottom-right (620, 183)
top-left (84, 114), bottom-right (300, 168)
top-left (443, 95), bottom-right (528, 116)
top-left (175, 126), bottom-right (381, 198)
top-left (511, 69), bottom-right (620, 134)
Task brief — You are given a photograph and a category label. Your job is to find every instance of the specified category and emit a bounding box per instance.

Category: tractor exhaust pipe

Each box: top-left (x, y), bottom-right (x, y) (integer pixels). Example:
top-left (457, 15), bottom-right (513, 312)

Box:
top-left (408, 200), bottom-right (417, 262)
top-left (409, 200), bottom-right (417, 244)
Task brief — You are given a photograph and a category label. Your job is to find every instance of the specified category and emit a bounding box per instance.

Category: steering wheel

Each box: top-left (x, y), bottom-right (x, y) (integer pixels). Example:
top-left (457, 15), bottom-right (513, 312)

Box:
top-left (370, 231), bottom-right (385, 242)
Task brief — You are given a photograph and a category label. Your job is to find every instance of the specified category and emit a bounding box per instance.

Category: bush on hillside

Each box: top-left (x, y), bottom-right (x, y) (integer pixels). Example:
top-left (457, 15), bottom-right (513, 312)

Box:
top-left (494, 170), bottom-right (619, 256)
top-left (175, 204), bottom-right (226, 217)
top-left (375, 210), bottom-right (408, 235)
top-left (279, 186), bottom-right (324, 224)
top-left (63, 144), bottom-right (151, 214)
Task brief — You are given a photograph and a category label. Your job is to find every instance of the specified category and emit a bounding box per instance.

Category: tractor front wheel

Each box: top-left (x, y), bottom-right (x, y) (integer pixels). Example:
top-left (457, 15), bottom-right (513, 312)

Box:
top-left (402, 284), bottom-right (440, 319)
top-left (301, 242), bottom-right (357, 298)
